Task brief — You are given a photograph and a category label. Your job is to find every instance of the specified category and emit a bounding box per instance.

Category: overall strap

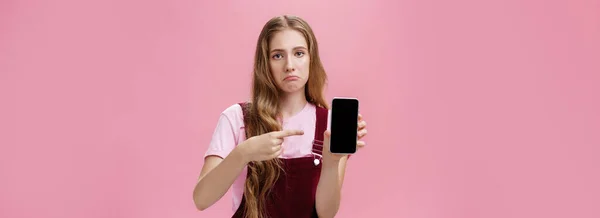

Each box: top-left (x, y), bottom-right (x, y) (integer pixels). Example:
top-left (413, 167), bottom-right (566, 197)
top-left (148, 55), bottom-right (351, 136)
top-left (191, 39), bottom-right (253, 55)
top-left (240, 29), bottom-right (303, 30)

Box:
top-left (312, 106), bottom-right (328, 155)
top-left (238, 102), bottom-right (251, 144)
top-left (238, 102), bottom-right (249, 117)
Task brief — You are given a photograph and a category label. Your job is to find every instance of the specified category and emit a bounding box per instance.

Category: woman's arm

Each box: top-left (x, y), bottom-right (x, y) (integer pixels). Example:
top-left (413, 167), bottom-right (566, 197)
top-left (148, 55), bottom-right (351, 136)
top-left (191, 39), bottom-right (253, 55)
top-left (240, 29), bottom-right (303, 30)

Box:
top-left (193, 129), bottom-right (303, 211)
top-left (193, 146), bottom-right (248, 211)
top-left (315, 114), bottom-right (367, 217)
top-left (315, 155), bottom-right (349, 218)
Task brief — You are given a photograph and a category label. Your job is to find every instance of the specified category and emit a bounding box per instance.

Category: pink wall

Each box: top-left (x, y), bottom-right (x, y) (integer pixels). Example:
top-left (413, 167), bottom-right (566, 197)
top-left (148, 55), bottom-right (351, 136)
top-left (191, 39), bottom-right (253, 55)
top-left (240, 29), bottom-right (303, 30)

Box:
top-left (1, 0), bottom-right (599, 217)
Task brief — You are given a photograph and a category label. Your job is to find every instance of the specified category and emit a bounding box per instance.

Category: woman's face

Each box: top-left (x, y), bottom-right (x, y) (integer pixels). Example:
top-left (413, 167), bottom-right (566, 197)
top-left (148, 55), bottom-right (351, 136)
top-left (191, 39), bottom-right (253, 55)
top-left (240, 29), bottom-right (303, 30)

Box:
top-left (268, 29), bottom-right (310, 94)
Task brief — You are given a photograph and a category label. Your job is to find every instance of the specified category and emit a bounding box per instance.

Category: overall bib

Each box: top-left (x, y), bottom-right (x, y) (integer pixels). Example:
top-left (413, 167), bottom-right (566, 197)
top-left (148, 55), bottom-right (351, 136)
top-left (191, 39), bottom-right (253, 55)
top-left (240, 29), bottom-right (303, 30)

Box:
top-left (231, 102), bottom-right (328, 218)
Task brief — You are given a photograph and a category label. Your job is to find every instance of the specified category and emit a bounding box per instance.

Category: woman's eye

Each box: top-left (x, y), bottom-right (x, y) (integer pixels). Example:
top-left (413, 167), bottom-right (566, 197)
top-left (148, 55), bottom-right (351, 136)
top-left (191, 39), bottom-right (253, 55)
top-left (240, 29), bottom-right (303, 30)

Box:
top-left (295, 51), bottom-right (305, 57)
top-left (272, 54), bottom-right (282, 59)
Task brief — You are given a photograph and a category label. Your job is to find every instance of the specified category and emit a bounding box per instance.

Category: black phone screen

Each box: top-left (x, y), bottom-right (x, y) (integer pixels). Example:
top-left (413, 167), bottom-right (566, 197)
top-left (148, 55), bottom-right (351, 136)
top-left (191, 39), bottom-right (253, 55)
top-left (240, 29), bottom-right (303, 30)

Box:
top-left (330, 98), bottom-right (359, 154)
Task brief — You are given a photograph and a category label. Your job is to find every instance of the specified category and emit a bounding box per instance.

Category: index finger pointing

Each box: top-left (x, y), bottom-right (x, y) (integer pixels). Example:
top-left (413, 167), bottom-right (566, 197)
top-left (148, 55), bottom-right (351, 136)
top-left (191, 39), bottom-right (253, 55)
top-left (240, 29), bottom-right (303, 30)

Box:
top-left (274, 129), bottom-right (305, 138)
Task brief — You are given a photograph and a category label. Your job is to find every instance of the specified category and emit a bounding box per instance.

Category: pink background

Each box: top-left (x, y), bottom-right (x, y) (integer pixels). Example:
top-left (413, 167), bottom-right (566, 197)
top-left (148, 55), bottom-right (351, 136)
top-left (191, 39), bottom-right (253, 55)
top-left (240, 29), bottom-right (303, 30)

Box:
top-left (1, 0), bottom-right (599, 217)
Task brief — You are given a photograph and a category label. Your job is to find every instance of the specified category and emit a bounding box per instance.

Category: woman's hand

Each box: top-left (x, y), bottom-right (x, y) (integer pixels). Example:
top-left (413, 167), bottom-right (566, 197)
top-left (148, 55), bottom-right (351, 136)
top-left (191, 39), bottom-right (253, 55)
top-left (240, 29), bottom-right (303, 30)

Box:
top-left (237, 129), bottom-right (304, 163)
top-left (322, 114), bottom-right (368, 161)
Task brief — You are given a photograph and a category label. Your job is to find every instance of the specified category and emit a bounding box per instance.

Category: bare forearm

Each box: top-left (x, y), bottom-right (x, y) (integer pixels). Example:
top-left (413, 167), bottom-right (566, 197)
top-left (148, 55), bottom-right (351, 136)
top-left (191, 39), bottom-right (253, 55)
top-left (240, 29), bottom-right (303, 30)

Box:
top-left (193, 147), bottom-right (247, 211)
top-left (315, 157), bottom-right (347, 218)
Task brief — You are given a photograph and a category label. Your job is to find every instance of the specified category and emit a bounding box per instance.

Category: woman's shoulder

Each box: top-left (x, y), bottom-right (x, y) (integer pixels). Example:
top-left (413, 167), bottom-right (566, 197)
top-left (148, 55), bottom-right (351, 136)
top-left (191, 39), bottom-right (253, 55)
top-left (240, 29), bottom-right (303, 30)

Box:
top-left (217, 102), bottom-right (246, 127)
top-left (221, 102), bottom-right (244, 114)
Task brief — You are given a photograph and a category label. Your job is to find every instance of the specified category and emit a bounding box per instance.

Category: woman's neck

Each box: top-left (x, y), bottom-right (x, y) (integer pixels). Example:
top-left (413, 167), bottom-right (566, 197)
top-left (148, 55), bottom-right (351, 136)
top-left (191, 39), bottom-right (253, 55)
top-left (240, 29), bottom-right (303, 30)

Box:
top-left (278, 90), bottom-right (308, 120)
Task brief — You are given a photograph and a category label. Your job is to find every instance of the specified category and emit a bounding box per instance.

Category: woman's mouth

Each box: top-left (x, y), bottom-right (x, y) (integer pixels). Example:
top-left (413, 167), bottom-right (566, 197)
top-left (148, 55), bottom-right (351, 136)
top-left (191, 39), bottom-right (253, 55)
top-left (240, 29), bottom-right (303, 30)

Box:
top-left (284, 76), bottom-right (300, 81)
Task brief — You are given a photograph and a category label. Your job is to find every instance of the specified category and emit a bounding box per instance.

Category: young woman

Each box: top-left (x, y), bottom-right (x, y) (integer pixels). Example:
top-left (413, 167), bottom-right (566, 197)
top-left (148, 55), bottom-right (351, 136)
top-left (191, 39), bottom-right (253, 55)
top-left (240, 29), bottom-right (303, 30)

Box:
top-left (193, 15), bottom-right (368, 218)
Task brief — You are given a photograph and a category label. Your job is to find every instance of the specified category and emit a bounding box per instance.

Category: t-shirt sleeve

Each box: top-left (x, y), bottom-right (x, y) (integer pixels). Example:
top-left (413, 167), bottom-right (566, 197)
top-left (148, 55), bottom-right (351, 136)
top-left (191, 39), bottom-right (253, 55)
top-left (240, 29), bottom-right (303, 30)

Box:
top-left (204, 111), bottom-right (240, 159)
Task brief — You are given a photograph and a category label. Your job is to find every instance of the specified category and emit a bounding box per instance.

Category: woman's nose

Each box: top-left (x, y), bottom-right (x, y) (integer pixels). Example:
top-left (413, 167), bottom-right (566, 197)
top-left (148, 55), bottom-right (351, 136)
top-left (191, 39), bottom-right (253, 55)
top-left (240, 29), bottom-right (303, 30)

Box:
top-left (284, 58), bottom-right (295, 72)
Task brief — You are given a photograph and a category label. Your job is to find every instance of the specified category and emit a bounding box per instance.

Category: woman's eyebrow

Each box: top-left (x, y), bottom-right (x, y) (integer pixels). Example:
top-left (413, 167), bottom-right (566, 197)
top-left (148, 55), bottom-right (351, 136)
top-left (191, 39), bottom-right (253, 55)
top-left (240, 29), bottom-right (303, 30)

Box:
top-left (270, 46), bottom-right (308, 53)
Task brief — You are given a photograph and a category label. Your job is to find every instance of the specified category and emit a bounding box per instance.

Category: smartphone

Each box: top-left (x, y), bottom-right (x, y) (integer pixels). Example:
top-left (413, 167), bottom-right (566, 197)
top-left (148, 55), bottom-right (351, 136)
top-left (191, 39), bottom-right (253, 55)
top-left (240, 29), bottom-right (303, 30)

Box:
top-left (328, 97), bottom-right (359, 154)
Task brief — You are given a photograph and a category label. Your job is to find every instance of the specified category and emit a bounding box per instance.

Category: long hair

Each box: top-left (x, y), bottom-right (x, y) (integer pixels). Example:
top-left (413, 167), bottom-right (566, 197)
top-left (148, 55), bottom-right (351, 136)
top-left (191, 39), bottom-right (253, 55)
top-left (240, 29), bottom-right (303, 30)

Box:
top-left (242, 15), bottom-right (329, 218)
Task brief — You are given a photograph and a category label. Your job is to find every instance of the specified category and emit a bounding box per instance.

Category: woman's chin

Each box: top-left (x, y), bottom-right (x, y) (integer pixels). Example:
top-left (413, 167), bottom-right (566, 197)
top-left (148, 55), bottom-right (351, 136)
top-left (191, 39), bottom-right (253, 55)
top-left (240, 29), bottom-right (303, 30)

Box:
top-left (280, 86), bottom-right (306, 95)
